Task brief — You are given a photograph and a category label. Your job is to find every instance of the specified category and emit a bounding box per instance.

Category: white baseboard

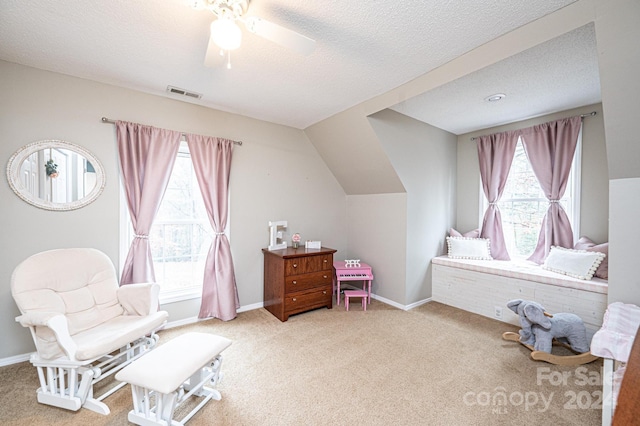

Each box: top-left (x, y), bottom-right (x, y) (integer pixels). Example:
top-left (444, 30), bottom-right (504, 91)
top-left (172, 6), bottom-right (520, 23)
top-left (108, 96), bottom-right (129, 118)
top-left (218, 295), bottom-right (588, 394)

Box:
top-left (0, 352), bottom-right (32, 367)
top-left (161, 316), bottom-right (201, 330)
top-left (339, 284), bottom-right (431, 311)
top-left (162, 302), bottom-right (265, 330)
top-left (238, 302), bottom-right (264, 313)
top-left (371, 293), bottom-right (432, 311)
top-left (405, 297), bottom-right (433, 310)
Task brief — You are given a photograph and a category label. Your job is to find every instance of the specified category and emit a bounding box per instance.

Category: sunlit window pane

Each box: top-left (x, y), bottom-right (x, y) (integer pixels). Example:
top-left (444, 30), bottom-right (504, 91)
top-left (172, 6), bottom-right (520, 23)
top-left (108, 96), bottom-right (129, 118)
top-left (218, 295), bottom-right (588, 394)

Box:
top-left (151, 143), bottom-right (212, 296)
top-left (498, 139), bottom-right (573, 259)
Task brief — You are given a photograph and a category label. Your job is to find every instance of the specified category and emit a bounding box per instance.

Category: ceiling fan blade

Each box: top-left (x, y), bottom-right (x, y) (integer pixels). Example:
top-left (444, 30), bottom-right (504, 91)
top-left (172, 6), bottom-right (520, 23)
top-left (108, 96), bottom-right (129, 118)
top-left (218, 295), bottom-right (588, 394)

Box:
top-left (243, 16), bottom-right (315, 56)
top-left (204, 32), bottom-right (224, 68)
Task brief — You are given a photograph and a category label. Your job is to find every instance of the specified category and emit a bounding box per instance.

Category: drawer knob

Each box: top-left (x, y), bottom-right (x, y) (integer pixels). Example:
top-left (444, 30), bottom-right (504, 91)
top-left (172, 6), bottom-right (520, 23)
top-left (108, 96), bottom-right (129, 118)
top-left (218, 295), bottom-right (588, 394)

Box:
top-left (293, 263), bottom-right (297, 268)
top-left (292, 298), bottom-right (297, 302)
top-left (323, 275), bottom-right (327, 279)
top-left (292, 280), bottom-right (297, 284)
top-left (323, 259), bottom-right (327, 263)
top-left (323, 291), bottom-right (327, 295)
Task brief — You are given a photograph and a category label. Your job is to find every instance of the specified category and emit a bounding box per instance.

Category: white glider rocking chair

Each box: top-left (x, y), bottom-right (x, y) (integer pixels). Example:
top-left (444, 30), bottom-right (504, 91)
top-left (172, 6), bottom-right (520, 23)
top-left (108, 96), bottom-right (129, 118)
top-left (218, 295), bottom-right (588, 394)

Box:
top-left (11, 248), bottom-right (168, 415)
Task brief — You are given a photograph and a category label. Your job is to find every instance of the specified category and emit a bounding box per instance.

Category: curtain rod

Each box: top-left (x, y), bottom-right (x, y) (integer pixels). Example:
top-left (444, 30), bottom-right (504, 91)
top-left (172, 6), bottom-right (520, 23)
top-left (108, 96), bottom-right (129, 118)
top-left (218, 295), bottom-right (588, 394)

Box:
top-left (101, 117), bottom-right (242, 146)
top-left (469, 111), bottom-right (597, 141)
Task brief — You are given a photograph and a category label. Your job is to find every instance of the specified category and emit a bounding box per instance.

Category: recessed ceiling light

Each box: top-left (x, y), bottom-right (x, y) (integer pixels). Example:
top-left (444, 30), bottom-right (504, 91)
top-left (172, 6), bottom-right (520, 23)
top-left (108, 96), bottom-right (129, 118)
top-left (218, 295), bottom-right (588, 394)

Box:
top-left (485, 93), bottom-right (506, 102)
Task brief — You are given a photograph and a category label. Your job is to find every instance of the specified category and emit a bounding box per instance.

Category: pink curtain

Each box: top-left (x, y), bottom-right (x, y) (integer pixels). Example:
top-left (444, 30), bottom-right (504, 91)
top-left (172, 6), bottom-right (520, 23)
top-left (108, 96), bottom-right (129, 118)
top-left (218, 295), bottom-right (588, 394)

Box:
top-left (186, 134), bottom-right (239, 321)
top-left (520, 116), bottom-right (582, 264)
top-left (477, 131), bottom-right (519, 260)
top-left (117, 121), bottom-right (181, 284)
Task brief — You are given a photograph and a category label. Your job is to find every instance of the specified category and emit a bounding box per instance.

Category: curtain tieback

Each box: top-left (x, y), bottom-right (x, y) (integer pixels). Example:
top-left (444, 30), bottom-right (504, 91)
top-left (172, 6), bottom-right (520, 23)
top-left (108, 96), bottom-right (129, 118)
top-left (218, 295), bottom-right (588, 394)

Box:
top-left (214, 232), bottom-right (226, 236)
top-left (488, 202), bottom-right (499, 206)
top-left (549, 199), bottom-right (560, 203)
top-left (134, 234), bottom-right (149, 239)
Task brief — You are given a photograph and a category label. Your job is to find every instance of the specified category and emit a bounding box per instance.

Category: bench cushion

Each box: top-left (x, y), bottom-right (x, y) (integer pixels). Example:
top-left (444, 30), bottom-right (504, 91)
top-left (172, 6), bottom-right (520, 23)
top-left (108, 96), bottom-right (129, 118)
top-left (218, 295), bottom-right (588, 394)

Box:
top-left (432, 256), bottom-right (608, 294)
top-left (116, 332), bottom-right (232, 394)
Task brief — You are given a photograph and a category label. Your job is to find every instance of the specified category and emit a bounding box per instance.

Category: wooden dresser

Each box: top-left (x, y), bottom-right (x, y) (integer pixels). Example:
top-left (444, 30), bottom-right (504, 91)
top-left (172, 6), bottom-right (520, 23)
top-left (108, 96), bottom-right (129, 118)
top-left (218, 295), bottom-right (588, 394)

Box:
top-left (262, 247), bottom-right (336, 322)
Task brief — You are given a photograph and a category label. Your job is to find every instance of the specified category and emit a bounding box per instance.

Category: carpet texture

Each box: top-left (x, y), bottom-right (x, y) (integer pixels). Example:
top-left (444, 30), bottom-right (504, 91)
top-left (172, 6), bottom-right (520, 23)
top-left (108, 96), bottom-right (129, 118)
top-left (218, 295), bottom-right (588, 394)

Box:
top-left (0, 301), bottom-right (602, 425)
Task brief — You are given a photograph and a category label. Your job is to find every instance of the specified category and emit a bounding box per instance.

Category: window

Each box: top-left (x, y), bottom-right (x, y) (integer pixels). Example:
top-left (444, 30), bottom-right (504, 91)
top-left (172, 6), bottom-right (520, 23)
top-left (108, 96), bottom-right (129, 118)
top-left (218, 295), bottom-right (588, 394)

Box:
top-left (481, 133), bottom-right (581, 259)
top-left (121, 142), bottom-right (212, 303)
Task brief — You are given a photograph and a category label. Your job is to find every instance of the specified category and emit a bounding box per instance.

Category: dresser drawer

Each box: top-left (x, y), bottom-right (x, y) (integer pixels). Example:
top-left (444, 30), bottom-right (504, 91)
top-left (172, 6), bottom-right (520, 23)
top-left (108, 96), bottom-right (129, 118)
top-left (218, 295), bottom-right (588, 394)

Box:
top-left (284, 286), bottom-right (332, 314)
top-left (284, 254), bottom-right (332, 276)
top-left (285, 271), bottom-right (332, 293)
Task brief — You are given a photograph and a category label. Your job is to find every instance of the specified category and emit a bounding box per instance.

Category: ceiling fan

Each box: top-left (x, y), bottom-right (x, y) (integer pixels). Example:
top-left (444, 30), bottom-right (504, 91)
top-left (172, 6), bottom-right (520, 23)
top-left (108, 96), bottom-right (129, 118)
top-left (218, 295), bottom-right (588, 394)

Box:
top-left (192, 0), bottom-right (316, 68)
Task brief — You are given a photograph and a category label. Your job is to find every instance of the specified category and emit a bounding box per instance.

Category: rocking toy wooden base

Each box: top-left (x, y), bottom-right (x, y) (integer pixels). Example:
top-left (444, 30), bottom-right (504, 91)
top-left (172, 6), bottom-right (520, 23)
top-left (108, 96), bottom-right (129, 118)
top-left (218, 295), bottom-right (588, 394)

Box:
top-left (502, 332), bottom-right (599, 366)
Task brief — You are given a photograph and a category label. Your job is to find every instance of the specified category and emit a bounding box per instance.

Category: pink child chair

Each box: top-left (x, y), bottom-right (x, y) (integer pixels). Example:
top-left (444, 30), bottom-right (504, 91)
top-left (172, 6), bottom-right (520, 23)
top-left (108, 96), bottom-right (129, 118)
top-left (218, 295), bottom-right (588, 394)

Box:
top-left (343, 289), bottom-right (368, 311)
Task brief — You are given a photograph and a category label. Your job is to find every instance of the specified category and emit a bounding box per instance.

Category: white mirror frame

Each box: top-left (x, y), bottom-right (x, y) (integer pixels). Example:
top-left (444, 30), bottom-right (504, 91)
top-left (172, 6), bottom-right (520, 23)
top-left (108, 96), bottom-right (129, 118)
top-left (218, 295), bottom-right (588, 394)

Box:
top-left (6, 140), bottom-right (106, 211)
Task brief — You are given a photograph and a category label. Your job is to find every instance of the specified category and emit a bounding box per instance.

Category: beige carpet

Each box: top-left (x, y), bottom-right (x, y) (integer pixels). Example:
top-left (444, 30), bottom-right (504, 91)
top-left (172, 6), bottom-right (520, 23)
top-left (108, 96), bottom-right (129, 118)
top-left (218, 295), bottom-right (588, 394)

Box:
top-left (0, 301), bottom-right (602, 425)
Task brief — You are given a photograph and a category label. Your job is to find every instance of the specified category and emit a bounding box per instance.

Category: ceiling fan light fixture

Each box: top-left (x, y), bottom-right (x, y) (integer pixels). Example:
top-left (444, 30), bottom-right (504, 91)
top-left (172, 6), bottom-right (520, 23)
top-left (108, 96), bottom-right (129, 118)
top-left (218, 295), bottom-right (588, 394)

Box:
top-left (210, 18), bottom-right (242, 51)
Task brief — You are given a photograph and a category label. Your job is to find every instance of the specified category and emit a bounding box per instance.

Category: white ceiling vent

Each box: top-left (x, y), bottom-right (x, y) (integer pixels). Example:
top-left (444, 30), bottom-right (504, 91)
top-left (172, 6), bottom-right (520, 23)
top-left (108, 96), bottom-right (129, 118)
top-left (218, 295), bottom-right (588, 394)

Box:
top-left (166, 85), bottom-right (203, 100)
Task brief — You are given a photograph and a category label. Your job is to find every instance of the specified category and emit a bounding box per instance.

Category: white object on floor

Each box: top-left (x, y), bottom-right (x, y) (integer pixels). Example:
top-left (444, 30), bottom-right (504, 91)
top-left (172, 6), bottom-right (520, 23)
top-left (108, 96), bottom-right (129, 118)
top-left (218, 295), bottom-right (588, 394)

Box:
top-left (11, 248), bottom-right (168, 415)
top-left (116, 332), bottom-right (232, 426)
top-left (590, 302), bottom-right (640, 426)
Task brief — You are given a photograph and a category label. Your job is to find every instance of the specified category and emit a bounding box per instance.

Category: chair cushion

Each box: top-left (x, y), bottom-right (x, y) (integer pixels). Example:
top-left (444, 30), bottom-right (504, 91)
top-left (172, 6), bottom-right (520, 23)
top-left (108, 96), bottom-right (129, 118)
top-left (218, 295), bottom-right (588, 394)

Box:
top-left (11, 248), bottom-right (168, 361)
top-left (12, 248), bottom-right (124, 335)
top-left (73, 311), bottom-right (168, 361)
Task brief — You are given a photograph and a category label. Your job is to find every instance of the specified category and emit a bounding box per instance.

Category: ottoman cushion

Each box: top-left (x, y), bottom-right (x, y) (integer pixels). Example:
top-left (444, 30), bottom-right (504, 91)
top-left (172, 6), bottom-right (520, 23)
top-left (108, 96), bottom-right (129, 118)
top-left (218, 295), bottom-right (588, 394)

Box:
top-left (116, 332), bottom-right (232, 394)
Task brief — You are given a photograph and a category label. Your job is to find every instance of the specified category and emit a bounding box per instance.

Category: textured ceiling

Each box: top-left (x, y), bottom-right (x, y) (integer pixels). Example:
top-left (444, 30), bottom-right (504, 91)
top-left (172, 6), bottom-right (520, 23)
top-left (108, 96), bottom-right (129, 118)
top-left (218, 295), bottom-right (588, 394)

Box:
top-left (390, 24), bottom-right (601, 134)
top-left (0, 0), bottom-right (592, 131)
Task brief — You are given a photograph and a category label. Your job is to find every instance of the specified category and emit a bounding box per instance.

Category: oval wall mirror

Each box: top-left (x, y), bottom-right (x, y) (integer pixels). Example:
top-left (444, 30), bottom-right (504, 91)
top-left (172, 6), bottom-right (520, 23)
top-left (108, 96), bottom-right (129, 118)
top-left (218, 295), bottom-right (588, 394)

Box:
top-left (6, 140), bottom-right (106, 211)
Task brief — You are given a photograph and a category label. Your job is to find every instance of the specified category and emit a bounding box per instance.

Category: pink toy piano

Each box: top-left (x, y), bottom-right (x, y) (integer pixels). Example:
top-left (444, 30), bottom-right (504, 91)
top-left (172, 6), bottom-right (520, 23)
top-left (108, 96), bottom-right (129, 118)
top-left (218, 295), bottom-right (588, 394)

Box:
top-left (333, 261), bottom-right (373, 306)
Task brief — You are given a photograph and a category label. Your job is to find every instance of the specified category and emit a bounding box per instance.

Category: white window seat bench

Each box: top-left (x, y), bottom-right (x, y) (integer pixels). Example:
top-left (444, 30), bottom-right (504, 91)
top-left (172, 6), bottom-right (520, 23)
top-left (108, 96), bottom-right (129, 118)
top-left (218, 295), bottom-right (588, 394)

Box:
top-left (431, 256), bottom-right (608, 336)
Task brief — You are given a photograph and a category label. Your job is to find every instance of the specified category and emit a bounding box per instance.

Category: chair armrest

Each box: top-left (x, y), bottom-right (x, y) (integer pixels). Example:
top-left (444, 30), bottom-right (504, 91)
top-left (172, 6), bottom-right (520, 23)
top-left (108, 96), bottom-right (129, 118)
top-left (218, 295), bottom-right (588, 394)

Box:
top-left (16, 311), bottom-right (61, 327)
top-left (15, 312), bottom-right (78, 361)
top-left (117, 283), bottom-right (161, 316)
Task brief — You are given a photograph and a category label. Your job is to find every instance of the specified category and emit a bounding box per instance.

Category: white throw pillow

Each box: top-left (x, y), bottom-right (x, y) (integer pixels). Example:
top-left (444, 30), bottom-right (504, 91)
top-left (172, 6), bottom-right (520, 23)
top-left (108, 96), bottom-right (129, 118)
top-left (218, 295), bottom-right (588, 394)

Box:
top-left (446, 237), bottom-right (492, 260)
top-left (542, 246), bottom-right (606, 280)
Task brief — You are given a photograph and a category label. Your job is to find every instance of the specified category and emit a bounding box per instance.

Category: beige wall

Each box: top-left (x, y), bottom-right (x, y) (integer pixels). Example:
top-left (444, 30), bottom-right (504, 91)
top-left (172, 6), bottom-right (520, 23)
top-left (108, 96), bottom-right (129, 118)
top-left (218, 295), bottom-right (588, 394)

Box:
top-left (609, 178), bottom-right (640, 305)
top-left (368, 110), bottom-right (457, 304)
top-left (456, 103), bottom-right (609, 243)
top-left (304, 110), bottom-right (404, 195)
top-left (595, 0), bottom-right (640, 305)
top-left (0, 60), bottom-right (347, 360)
top-left (346, 193), bottom-right (407, 304)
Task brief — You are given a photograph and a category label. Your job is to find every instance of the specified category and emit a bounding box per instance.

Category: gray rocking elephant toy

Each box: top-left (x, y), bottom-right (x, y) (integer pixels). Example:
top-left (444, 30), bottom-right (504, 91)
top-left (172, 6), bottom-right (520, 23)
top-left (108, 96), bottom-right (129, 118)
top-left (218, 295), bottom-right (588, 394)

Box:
top-left (506, 299), bottom-right (590, 354)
